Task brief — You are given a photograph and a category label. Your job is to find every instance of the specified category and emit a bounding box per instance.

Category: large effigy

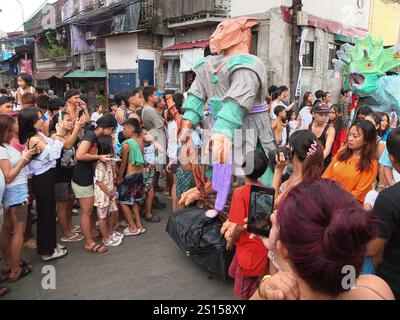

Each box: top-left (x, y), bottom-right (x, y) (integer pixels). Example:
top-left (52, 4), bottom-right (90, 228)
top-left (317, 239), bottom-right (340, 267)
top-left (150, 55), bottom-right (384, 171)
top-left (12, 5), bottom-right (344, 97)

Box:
top-left (333, 34), bottom-right (400, 117)
top-left (166, 17), bottom-right (276, 218)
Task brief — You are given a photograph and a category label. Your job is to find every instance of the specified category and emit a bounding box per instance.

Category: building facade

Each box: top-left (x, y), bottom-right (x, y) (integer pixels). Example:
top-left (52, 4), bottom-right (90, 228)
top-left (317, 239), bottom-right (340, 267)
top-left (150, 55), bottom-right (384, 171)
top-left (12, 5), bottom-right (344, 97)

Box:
top-left (231, 0), bottom-right (372, 102)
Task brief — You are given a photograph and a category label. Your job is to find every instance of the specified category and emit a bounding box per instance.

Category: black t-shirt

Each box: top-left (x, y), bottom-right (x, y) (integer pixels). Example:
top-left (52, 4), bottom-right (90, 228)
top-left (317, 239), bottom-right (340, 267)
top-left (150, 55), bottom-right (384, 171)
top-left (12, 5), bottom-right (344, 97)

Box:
top-left (55, 140), bottom-right (79, 183)
top-left (374, 182), bottom-right (400, 296)
top-left (72, 131), bottom-right (97, 186)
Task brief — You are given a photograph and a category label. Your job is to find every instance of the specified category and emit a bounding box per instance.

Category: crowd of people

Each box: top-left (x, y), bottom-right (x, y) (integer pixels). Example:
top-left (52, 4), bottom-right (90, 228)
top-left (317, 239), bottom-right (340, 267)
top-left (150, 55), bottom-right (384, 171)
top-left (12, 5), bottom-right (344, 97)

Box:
top-left (0, 72), bottom-right (400, 300)
top-left (222, 85), bottom-right (400, 301)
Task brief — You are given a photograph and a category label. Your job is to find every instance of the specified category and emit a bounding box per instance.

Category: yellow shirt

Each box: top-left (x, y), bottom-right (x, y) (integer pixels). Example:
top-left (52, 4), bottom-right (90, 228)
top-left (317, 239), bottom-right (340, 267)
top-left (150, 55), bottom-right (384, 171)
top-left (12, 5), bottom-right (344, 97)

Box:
top-left (323, 155), bottom-right (378, 203)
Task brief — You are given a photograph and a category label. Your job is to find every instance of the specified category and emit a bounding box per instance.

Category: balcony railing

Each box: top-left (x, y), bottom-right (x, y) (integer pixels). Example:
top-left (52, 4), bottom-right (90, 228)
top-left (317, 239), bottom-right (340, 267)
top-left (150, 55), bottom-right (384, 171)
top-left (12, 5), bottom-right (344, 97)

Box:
top-left (165, 0), bottom-right (231, 28)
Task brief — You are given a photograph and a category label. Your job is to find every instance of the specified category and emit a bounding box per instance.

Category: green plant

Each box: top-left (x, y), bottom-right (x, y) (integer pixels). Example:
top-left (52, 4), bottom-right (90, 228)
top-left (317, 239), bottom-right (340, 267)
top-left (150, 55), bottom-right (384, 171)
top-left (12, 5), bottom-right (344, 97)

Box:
top-left (96, 95), bottom-right (107, 112)
top-left (44, 31), bottom-right (68, 60)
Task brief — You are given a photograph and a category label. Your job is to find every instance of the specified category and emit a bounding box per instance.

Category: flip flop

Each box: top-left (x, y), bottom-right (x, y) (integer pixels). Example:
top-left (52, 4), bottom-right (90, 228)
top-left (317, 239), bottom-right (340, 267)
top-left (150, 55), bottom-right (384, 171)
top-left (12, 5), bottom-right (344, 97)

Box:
top-left (60, 233), bottom-right (84, 242)
top-left (9, 265), bottom-right (33, 282)
top-left (85, 243), bottom-right (108, 254)
top-left (41, 248), bottom-right (68, 262)
top-left (0, 287), bottom-right (10, 297)
top-left (123, 227), bottom-right (141, 236)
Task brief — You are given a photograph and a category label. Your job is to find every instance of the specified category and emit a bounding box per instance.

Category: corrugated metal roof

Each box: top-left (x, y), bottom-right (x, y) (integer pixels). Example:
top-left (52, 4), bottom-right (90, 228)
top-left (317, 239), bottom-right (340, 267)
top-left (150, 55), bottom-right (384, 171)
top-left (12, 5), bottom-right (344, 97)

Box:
top-left (161, 40), bottom-right (209, 51)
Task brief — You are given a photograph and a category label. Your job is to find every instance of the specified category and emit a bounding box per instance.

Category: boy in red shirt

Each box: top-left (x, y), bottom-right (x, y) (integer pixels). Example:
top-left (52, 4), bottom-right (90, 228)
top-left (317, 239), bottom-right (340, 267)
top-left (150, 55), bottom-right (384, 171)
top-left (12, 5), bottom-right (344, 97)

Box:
top-left (224, 152), bottom-right (269, 300)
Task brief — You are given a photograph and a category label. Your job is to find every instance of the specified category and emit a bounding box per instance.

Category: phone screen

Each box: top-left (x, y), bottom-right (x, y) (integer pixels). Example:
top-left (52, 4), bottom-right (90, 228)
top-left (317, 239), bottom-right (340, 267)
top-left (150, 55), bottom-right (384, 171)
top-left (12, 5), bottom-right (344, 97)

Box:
top-left (248, 185), bottom-right (274, 237)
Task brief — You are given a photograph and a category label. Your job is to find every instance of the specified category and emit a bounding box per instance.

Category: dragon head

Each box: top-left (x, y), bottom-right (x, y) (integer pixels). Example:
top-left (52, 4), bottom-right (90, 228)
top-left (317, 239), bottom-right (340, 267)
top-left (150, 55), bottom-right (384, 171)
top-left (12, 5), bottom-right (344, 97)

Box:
top-left (333, 34), bottom-right (400, 97)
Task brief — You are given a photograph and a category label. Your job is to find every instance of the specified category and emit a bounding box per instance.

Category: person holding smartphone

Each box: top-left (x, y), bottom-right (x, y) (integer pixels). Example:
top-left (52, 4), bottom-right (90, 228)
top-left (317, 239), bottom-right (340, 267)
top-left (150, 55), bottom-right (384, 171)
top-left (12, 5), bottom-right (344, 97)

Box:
top-left (249, 179), bottom-right (394, 300)
top-left (18, 107), bottom-right (68, 262)
top-left (0, 114), bottom-right (37, 282)
top-left (220, 152), bottom-right (269, 300)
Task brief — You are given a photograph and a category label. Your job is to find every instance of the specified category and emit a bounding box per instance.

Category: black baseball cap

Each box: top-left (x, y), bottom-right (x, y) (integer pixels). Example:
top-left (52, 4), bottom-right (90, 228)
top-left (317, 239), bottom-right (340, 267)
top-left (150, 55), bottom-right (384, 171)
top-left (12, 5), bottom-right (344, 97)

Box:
top-left (0, 96), bottom-right (10, 106)
top-left (312, 102), bottom-right (330, 113)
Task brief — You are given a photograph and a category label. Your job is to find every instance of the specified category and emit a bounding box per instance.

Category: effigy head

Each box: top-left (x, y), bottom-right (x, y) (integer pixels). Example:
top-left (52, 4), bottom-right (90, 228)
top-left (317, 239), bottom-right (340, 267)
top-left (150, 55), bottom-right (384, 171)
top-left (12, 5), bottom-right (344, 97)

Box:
top-left (333, 34), bottom-right (400, 97)
top-left (209, 17), bottom-right (259, 55)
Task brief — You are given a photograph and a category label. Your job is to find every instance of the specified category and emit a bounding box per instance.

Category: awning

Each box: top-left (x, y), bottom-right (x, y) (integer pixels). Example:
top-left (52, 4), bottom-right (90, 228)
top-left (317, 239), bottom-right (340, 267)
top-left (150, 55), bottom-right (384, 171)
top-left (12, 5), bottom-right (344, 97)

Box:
top-left (64, 70), bottom-right (107, 78)
top-left (334, 34), bottom-right (356, 44)
top-left (161, 40), bottom-right (209, 51)
top-left (34, 70), bottom-right (70, 81)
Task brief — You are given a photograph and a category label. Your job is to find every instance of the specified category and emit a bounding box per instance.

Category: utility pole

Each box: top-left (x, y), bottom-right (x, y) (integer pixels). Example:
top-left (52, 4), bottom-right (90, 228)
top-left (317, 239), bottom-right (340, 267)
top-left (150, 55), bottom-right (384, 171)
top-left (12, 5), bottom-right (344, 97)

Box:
top-left (16, 0), bottom-right (28, 59)
top-left (289, 0), bottom-right (303, 101)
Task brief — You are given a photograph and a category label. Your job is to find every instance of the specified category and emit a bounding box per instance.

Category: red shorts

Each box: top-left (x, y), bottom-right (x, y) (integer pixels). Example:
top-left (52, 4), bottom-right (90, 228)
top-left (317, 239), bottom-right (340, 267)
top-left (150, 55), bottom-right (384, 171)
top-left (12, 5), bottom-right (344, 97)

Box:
top-left (229, 254), bottom-right (260, 300)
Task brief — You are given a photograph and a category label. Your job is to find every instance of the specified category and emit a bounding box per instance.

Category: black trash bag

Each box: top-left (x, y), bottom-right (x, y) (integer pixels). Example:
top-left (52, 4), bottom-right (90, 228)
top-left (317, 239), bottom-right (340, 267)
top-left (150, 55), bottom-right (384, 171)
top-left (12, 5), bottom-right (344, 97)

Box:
top-left (166, 207), bottom-right (234, 281)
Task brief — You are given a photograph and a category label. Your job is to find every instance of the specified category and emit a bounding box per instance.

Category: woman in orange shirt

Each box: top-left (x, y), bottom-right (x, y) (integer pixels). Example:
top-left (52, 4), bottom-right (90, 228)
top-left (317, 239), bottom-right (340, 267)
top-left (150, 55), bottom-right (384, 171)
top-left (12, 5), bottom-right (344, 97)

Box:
top-left (323, 120), bottom-right (378, 203)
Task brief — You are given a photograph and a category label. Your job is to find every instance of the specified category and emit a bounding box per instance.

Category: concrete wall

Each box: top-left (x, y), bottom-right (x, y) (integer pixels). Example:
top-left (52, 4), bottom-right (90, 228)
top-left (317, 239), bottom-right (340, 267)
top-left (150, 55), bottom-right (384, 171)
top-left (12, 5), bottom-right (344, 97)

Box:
top-left (231, 0), bottom-right (370, 30)
top-left (230, 0), bottom-right (291, 17)
top-left (105, 34), bottom-right (138, 70)
top-left (369, 0), bottom-right (400, 46)
top-left (300, 28), bottom-right (342, 101)
top-left (174, 26), bottom-right (215, 43)
top-left (303, 0), bottom-right (370, 30)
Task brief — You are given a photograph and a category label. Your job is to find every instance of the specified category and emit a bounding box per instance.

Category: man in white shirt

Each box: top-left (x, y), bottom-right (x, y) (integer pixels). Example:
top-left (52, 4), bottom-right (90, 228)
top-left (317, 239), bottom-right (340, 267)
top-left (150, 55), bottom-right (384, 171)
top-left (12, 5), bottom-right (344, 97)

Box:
top-left (299, 104), bottom-right (313, 129)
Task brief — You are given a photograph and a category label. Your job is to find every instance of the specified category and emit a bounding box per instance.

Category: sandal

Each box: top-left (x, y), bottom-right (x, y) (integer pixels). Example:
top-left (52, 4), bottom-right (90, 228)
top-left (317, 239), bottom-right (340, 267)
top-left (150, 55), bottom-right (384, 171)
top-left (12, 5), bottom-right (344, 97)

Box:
top-left (0, 287), bottom-right (10, 297)
top-left (57, 243), bottom-right (67, 250)
top-left (103, 237), bottom-right (122, 247)
top-left (143, 215), bottom-right (161, 223)
top-left (60, 233), bottom-right (84, 242)
top-left (2, 260), bottom-right (32, 276)
top-left (41, 248), bottom-right (68, 262)
top-left (140, 228), bottom-right (146, 234)
top-left (112, 231), bottom-right (124, 239)
top-left (9, 265), bottom-right (33, 282)
top-left (85, 243), bottom-right (108, 254)
top-left (123, 227), bottom-right (141, 236)
top-left (71, 225), bottom-right (82, 233)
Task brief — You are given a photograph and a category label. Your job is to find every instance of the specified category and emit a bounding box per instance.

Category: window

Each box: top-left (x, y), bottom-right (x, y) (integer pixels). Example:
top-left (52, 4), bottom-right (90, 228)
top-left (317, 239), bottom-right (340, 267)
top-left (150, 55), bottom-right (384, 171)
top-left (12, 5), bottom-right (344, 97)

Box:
top-left (328, 43), bottom-right (340, 70)
top-left (302, 41), bottom-right (314, 67)
top-left (250, 31), bottom-right (258, 56)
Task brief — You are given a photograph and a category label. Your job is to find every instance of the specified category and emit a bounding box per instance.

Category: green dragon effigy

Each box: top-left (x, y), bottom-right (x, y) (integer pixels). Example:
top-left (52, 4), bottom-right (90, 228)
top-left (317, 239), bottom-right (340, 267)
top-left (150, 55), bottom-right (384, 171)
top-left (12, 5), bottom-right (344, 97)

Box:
top-left (333, 34), bottom-right (400, 117)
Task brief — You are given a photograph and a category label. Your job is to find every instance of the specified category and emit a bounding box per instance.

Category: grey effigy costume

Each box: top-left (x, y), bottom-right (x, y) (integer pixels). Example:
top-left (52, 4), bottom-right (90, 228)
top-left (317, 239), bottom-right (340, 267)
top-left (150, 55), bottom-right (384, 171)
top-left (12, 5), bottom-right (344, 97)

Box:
top-left (182, 53), bottom-right (275, 211)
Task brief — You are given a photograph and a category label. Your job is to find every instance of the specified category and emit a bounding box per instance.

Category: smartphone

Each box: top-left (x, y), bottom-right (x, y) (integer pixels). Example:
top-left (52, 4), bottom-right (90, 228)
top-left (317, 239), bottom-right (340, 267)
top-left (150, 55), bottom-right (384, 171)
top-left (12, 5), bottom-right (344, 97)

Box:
top-left (247, 184), bottom-right (275, 237)
top-left (30, 141), bottom-right (40, 150)
top-left (59, 110), bottom-right (63, 122)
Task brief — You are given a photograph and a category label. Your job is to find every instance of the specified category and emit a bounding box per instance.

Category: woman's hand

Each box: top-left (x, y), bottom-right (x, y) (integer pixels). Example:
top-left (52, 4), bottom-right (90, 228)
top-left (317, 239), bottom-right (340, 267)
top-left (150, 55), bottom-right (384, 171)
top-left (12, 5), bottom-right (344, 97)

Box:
top-left (244, 213), bottom-right (279, 251)
top-left (275, 152), bottom-right (289, 171)
top-left (257, 272), bottom-right (300, 300)
top-left (22, 147), bottom-right (37, 161)
top-left (75, 116), bottom-right (86, 128)
top-left (99, 155), bottom-right (110, 163)
top-left (56, 122), bottom-right (66, 136)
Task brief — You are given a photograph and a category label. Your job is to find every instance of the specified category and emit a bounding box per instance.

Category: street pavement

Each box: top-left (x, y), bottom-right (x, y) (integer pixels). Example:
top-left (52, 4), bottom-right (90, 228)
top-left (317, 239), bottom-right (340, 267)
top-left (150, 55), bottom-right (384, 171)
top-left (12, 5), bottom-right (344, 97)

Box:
top-left (0, 192), bottom-right (234, 300)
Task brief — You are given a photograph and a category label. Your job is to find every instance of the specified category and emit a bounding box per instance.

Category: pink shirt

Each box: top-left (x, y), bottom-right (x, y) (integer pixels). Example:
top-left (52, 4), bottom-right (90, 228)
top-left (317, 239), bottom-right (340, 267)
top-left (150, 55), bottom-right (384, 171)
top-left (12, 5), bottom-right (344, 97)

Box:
top-left (10, 138), bottom-right (25, 153)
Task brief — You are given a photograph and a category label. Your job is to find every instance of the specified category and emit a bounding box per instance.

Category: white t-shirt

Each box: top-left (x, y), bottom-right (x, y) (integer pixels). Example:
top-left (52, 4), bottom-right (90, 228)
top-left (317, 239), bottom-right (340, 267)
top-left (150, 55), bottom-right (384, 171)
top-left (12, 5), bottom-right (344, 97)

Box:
top-left (289, 120), bottom-right (298, 137)
top-left (167, 120), bottom-right (178, 160)
top-left (0, 143), bottom-right (28, 188)
top-left (299, 107), bottom-right (313, 129)
top-left (0, 170), bottom-right (5, 207)
top-left (91, 112), bottom-right (103, 122)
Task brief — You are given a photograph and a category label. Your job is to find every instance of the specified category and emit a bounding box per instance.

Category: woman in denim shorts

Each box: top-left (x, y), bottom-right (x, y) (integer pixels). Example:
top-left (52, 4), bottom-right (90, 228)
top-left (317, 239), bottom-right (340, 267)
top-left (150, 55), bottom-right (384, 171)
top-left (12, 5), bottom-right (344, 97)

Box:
top-left (0, 114), bottom-right (36, 282)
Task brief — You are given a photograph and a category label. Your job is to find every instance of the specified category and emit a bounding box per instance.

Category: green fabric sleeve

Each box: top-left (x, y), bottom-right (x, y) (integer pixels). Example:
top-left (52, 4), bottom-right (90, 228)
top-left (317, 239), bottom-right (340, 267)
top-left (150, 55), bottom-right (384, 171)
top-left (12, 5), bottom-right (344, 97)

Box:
top-left (124, 139), bottom-right (145, 166)
top-left (212, 100), bottom-right (246, 140)
top-left (182, 94), bottom-right (205, 127)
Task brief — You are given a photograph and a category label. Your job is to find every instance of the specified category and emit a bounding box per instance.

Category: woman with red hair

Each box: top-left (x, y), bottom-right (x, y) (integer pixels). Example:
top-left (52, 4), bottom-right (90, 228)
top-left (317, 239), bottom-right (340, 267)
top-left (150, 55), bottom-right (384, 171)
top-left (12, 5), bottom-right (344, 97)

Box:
top-left (251, 179), bottom-right (394, 300)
